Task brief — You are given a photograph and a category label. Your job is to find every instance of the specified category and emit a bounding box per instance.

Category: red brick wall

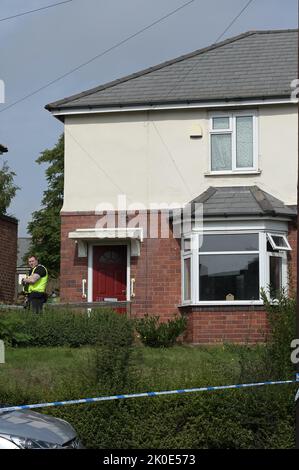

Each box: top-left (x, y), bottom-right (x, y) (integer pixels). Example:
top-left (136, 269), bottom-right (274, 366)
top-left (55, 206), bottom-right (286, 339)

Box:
top-left (130, 237), bottom-right (181, 320)
top-left (130, 211), bottom-right (181, 320)
top-left (0, 215), bottom-right (18, 303)
top-left (288, 221), bottom-right (297, 294)
top-left (60, 211), bottom-right (181, 311)
top-left (60, 212), bottom-right (296, 344)
top-left (60, 213), bottom-right (90, 302)
top-left (181, 307), bottom-right (269, 344)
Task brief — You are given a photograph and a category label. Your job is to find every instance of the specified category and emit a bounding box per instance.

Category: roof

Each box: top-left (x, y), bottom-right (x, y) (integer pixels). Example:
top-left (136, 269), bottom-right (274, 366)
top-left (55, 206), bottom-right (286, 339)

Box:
top-left (0, 144), bottom-right (8, 154)
top-left (46, 29), bottom-right (298, 112)
top-left (188, 186), bottom-right (297, 218)
top-left (0, 213), bottom-right (18, 225)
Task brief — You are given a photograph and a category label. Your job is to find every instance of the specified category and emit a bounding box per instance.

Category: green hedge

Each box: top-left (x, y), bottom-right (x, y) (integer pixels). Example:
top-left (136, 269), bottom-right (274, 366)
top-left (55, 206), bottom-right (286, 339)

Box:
top-left (43, 381), bottom-right (295, 449)
top-left (1, 361), bottom-right (293, 449)
top-left (0, 308), bottom-right (132, 347)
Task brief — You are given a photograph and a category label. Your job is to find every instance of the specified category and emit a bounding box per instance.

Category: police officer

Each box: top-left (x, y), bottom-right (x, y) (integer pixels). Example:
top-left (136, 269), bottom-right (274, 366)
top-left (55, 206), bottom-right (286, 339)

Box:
top-left (22, 255), bottom-right (48, 313)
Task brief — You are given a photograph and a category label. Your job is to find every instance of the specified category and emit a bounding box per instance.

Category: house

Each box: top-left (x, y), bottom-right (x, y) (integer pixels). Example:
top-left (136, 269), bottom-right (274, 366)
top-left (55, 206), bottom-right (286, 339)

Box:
top-left (0, 145), bottom-right (18, 304)
top-left (46, 29), bottom-right (298, 343)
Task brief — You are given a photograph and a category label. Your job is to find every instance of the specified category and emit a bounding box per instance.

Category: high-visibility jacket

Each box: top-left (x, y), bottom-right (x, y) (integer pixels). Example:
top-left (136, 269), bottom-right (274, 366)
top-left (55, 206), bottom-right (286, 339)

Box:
top-left (28, 265), bottom-right (48, 293)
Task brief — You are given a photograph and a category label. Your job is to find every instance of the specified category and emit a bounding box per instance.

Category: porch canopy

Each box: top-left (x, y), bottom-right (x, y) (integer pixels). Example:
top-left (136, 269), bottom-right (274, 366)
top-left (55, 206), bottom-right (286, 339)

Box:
top-left (68, 227), bottom-right (143, 257)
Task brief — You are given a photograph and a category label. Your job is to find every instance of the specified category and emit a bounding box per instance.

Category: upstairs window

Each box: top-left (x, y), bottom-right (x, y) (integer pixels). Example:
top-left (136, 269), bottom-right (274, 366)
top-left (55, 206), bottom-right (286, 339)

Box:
top-left (210, 112), bottom-right (257, 173)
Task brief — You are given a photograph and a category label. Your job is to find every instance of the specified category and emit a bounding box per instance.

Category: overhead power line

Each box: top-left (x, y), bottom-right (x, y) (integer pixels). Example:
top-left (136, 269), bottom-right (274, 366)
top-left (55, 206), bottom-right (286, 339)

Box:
top-left (61, 0), bottom-right (255, 203)
top-left (162, 0), bottom-right (255, 100)
top-left (149, 0), bottom-right (255, 196)
top-left (151, 121), bottom-right (193, 197)
top-left (0, 0), bottom-right (196, 114)
top-left (64, 127), bottom-right (135, 201)
top-left (0, 0), bottom-right (74, 23)
top-left (214, 0), bottom-right (255, 43)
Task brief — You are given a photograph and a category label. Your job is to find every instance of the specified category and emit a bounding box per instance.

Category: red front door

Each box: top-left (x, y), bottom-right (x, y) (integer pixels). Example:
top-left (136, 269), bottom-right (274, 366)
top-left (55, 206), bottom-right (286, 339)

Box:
top-left (93, 245), bottom-right (127, 302)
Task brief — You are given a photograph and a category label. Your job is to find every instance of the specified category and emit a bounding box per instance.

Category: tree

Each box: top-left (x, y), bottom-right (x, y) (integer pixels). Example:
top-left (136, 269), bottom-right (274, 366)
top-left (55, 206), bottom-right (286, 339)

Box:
top-left (26, 135), bottom-right (64, 277)
top-left (0, 160), bottom-right (19, 215)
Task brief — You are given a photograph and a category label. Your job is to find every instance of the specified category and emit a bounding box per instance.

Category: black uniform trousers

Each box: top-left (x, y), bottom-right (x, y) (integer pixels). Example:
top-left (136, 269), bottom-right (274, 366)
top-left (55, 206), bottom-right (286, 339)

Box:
top-left (28, 292), bottom-right (47, 314)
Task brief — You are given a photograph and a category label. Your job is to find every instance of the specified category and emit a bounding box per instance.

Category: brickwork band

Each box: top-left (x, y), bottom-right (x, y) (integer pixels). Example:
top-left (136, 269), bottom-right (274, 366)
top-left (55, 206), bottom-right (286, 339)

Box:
top-left (60, 211), bottom-right (297, 344)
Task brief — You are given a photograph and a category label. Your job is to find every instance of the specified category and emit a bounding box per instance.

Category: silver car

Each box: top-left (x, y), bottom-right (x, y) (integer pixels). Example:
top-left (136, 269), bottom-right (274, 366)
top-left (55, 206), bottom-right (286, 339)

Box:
top-left (0, 408), bottom-right (84, 449)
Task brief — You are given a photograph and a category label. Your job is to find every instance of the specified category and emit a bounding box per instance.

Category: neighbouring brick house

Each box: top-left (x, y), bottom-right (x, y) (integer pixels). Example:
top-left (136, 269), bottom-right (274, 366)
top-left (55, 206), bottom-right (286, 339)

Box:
top-left (0, 214), bottom-right (18, 303)
top-left (46, 29), bottom-right (298, 343)
top-left (0, 145), bottom-right (18, 303)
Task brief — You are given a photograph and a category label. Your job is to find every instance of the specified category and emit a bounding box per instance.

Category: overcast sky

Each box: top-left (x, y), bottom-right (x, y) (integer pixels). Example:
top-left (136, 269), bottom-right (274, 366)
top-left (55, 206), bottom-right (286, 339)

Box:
top-left (0, 0), bottom-right (297, 236)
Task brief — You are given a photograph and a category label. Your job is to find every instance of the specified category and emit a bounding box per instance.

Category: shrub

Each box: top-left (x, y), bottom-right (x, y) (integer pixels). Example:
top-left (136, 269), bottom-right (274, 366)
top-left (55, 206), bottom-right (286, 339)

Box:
top-left (0, 314), bottom-right (32, 346)
top-left (227, 290), bottom-right (297, 385)
top-left (92, 311), bottom-right (135, 393)
top-left (261, 289), bottom-right (296, 380)
top-left (52, 311), bottom-right (136, 447)
top-left (135, 315), bottom-right (187, 347)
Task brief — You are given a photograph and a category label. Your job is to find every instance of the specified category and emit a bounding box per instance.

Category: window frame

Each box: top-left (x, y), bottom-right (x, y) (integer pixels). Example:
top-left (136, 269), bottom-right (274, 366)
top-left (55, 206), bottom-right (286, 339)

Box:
top-left (266, 251), bottom-right (288, 298)
top-left (182, 255), bottom-right (192, 303)
top-left (181, 236), bottom-right (193, 304)
top-left (198, 233), bottom-right (260, 303)
top-left (209, 110), bottom-right (258, 174)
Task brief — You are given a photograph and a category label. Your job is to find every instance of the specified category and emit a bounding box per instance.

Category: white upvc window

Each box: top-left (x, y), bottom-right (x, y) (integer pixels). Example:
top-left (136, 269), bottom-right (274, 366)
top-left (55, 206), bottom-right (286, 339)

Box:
top-left (181, 228), bottom-right (291, 306)
top-left (266, 234), bottom-right (288, 300)
top-left (198, 232), bottom-right (260, 303)
top-left (209, 111), bottom-right (258, 173)
top-left (267, 233), bottom-right (291, 252)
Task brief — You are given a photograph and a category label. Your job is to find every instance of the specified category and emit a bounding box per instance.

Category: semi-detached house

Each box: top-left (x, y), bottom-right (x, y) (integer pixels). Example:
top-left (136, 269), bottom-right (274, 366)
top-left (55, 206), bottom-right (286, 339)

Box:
top-left (46, 29), bottom-right (298, 344)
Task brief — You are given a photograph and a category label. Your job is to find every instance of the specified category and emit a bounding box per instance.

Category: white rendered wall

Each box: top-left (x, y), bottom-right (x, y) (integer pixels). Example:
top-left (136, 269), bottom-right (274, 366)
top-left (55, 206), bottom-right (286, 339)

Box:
top-left (62, 104), bottom-right (298, 212)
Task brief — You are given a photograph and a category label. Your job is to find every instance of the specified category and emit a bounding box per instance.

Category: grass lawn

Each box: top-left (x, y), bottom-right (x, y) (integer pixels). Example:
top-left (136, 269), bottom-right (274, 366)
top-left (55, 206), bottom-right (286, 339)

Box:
top-left (0, 344), bottom-right (262, 402)
top-left (0, 346), bottom-right (93, 401)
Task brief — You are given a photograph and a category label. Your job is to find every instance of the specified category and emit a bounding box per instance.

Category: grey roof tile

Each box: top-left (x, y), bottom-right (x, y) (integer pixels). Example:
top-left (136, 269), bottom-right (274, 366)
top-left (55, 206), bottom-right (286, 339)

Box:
top-left (46, 29), bottom-right (298, 112)
top-left (189, 186), bottom-right (297, 218)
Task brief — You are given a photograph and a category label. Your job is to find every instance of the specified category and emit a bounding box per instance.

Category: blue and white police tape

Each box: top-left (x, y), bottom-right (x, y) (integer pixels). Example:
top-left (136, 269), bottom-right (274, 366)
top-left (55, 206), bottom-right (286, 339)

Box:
top-left (0, 377), bottom-right (298, 413)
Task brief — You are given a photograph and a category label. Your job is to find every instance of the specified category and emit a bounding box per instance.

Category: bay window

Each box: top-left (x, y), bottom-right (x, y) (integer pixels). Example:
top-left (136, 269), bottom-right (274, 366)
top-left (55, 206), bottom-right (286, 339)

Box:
top-left (209, 112), bottom-right (257, 173)
top-left (182, 228), bottom-right (291, 305)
